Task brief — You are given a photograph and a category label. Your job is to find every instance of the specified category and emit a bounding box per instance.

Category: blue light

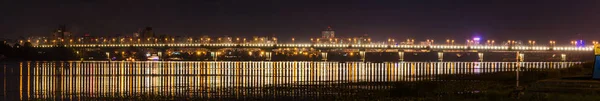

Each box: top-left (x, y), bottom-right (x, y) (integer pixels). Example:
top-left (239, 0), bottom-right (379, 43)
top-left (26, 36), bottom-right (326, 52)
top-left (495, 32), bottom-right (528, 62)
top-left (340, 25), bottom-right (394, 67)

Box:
top-left (577, 40), bottom-right (585, 47)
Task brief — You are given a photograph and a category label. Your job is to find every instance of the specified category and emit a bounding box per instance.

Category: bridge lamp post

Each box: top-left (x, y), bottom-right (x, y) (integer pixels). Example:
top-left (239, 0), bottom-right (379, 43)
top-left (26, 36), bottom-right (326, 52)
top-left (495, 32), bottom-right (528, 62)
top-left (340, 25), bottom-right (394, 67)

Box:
top-left (426, 39), bottom-right (434, 45)
top-left (426, 39), bottom-right (430, 45)
top-left (592, 41), bottom-right (598, 45)
top-left (347, 38), bottom-right (351, 44)
top-left (466, 40), bottom-right (472, 46)
top-left (528, 40), bottom-right (534, 46)
top-left (486, 40), bottom-right (495, 45)
top-left (291, 38), bottom-right (295, 43)
top-left (571, 40), bottom-right (576, 46)
top-left (407, 39), bottom-right (414, 45)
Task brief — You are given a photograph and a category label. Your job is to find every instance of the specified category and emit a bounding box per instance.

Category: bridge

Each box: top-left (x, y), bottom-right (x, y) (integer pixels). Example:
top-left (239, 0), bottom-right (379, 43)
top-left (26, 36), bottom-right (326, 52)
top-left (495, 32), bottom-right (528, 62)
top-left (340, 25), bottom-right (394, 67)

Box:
top-left (35, 43), bottom-right (593, 51)
top-left (31, 43), bottom-right (594, 62)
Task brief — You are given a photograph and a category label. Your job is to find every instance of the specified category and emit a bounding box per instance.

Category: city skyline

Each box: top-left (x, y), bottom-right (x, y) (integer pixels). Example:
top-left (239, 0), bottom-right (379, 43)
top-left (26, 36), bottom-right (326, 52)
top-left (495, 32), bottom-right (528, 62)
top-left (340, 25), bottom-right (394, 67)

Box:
top-left (7, 25), bottom-right (598, 45)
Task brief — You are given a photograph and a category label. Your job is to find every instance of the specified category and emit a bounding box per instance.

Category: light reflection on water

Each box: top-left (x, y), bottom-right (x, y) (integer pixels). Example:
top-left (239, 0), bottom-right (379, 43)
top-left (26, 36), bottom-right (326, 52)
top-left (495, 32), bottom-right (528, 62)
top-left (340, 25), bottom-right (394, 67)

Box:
top-left (9, 61), bottom-right (581, 100)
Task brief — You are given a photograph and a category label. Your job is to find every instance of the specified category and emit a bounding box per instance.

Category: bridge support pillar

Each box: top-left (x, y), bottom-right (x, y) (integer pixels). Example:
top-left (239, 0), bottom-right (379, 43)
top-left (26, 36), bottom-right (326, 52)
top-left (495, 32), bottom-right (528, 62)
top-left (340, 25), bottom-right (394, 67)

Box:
top-left (211, 51), bottom-right (218, 61)
top-left (561, 54), bottom-right (566, 62)
top-left (157, 52), bottom-right (163, 61)
top-left (478, 53), bottom-right (484, 62)
top-left (437, 52), bottom-right (443, 61)
top-left (105, 52), bottom-right (111, 61)
top-left (265, 51), bottom-right (272, 61)
top-left (518, 53), bottom-right (524, 62)
top-left (359, 51), bottom-right (366, 62)
top-left (321, 52), bottom-right (328, 61)
top-left (398, 51), bottom-right (404, 61)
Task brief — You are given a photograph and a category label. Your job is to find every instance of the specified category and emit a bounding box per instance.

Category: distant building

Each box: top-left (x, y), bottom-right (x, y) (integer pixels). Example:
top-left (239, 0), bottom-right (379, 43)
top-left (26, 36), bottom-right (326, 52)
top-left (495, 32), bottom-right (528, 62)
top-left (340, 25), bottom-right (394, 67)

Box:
top-left (140, 27), bottom-right (154, 38)
top-left (251, 36), bottom-right (277, 44)
top-left (52, 25), bottom-right (72, 40)
top-left (354, 34), bottom-right (371, 44)
top-left (321, 26), bottom-right (335, 39)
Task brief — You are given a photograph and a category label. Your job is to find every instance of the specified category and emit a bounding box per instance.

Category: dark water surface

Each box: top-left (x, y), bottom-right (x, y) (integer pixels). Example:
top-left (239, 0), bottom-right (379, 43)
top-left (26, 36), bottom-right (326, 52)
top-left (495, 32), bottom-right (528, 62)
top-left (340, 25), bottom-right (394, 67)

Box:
top-left (0, 61), bottom-right (581, 100)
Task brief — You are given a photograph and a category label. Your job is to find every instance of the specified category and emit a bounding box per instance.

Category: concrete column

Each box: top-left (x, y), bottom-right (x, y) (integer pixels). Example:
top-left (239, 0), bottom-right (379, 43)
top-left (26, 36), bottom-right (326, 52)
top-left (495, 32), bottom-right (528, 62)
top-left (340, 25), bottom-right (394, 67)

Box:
top-left (321, 52), bottom-right (328, 61)
top-left (518, 53), bottom-right (524, 62)
top-left (437, 52), bottom-right (444, 61)
top-left (266, 51), bottom-right (272, 61)
top-left (105, 52), bottom-right (111, 61)
top-left (398, 51), bottom-right (404, 61)
top-left (478, 53), bottom-right (484, 62)
top-left (157, 52), bottom-right (163, 61)
top-left (359, 51), bottom-right (366, 62)
top-left (211, 51), bottom-right (218, 61)
top-left (561, 54), bottom-right (566, 62)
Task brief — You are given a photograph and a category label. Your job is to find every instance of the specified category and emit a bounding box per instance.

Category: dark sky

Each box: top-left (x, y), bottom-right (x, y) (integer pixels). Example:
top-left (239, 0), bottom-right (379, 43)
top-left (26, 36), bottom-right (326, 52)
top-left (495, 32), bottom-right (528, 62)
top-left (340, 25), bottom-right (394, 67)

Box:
top-left (1, 0), bottom-right (599, 43)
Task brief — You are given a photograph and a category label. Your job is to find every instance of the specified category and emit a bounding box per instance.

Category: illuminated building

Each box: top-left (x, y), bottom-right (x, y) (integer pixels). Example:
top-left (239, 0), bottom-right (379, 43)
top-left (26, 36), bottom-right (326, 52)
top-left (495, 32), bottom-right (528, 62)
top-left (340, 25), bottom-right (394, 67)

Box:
top-left (321, 26), bottom-right (335, 39)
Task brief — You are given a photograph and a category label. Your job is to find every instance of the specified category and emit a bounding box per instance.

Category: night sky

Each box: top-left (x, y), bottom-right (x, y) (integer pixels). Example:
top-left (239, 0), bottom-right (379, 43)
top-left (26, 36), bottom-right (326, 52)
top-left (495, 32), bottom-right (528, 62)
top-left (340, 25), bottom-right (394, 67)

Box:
top-left (1, 0), bottom-right (599, 43)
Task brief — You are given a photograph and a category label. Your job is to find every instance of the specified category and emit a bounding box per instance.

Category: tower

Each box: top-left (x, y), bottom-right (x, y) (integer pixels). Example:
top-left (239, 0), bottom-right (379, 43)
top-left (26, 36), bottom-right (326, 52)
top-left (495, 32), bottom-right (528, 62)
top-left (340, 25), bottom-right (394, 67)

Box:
top-left (321, 26), bottom-right (335, 39)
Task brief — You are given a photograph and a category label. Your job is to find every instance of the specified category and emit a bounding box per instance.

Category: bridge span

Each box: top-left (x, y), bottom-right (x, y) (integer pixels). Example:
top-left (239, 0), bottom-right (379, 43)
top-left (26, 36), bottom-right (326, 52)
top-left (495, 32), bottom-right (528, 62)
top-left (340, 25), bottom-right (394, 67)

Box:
top-left (35, 43), bottom-right (593, 51)
top-left (33, 43), bottom-right (594, 62)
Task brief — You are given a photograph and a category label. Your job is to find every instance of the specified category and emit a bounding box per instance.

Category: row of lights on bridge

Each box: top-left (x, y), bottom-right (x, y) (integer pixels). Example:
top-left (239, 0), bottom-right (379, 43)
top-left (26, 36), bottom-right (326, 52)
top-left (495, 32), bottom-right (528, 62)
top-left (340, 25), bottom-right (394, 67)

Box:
top-left (18, 38), bottom-right (600, 47)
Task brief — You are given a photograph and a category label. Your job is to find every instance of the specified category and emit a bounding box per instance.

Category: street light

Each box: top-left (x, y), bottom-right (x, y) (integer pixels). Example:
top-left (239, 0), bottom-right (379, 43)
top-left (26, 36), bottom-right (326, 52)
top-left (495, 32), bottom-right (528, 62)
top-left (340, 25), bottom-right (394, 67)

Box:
top-left (291, 38), bottom-right (295, 43)
top-left (466, 40), bottom-right (472, 45)
top-left (486, 40), bottom-right (495, 45)
top-left (528, 40), bottom-right (535, 45)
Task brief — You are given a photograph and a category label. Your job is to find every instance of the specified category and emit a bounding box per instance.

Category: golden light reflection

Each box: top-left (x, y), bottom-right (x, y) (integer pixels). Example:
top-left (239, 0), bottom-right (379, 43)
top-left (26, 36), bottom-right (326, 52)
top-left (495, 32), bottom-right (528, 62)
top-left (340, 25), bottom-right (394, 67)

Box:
top-left (13, 61), bottom-right (583, 100)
